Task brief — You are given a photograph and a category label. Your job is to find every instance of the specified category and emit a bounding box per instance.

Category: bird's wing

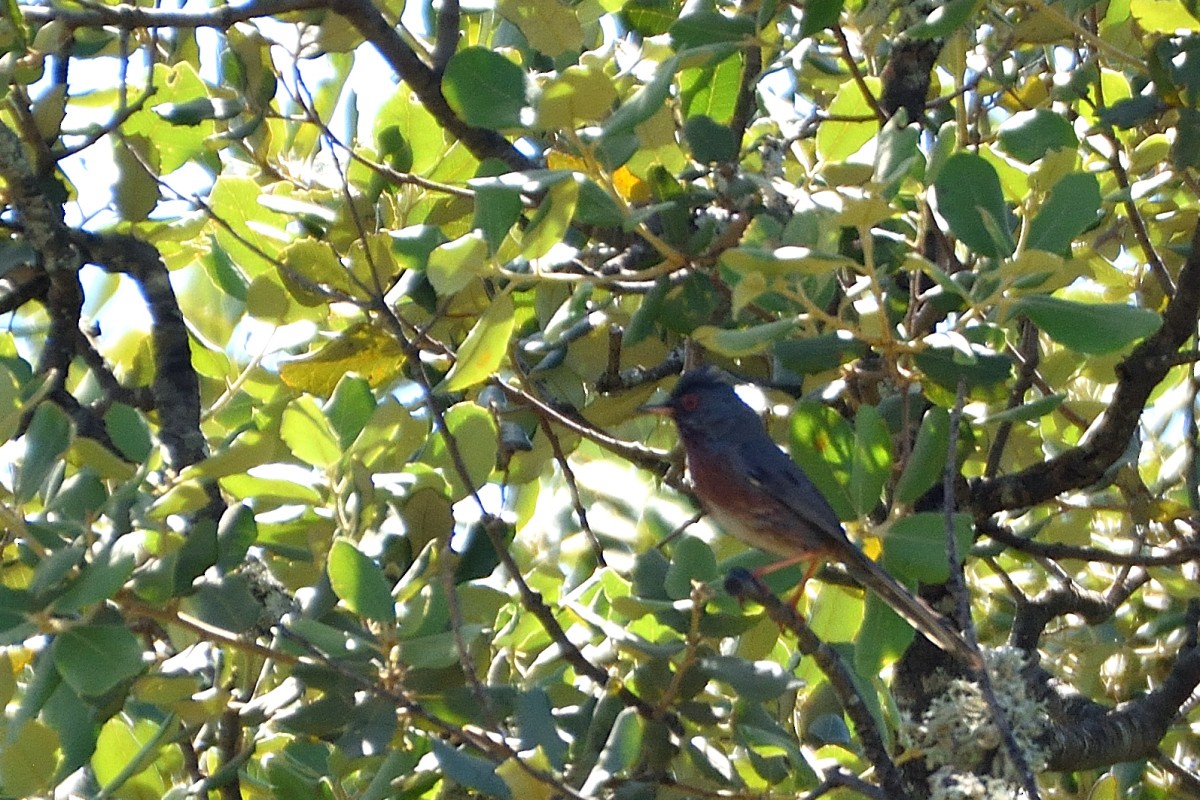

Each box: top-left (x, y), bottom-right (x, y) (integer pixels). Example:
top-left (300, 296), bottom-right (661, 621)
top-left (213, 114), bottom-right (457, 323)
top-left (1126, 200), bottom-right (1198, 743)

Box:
top-left (738, 438), bottom-right (846, 541)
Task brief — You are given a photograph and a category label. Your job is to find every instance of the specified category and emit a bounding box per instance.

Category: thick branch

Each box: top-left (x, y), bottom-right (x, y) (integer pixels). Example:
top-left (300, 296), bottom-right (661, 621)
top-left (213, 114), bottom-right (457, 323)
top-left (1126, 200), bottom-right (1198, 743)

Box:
top-left (1044, 644), bottom-right (1200, 770)
top-left (76, 231), bottom-right (208, 472)
top-left (21, 0), bottom-right (330, 30)
top-left (327, 0), bottom-right (531, 170)
top-left (972, 223), bottom-right (1200, 516)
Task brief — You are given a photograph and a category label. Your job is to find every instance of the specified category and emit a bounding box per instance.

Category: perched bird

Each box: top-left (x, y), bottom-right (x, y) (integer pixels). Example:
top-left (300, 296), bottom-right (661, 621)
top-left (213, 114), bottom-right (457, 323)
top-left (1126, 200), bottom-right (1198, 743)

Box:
top-left (643, 366), bottom-right (976, 664)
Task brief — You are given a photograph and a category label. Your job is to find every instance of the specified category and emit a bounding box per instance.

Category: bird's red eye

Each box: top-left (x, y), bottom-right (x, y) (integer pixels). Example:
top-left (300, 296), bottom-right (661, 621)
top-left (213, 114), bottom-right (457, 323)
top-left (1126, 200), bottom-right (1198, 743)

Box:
top-left (679, 392), bottom-right (700, 412)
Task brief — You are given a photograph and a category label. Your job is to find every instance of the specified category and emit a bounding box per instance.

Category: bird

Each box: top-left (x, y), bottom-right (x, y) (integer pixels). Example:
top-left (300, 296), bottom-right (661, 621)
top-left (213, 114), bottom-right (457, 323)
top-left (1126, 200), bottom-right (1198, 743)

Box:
top-left (642, 365), bottom-right (977, 665)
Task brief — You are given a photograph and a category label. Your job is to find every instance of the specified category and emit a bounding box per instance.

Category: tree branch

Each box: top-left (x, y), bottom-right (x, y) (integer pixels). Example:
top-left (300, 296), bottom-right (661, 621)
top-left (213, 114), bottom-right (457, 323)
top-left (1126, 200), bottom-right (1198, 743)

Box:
top-left (972, 222), bottom-right (1200, 516)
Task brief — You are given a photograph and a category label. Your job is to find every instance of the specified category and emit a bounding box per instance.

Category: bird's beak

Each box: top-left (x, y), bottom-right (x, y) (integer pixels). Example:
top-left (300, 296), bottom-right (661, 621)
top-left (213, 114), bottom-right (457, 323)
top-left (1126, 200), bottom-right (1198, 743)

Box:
top-left (638, 399), bottom-right (673, 416)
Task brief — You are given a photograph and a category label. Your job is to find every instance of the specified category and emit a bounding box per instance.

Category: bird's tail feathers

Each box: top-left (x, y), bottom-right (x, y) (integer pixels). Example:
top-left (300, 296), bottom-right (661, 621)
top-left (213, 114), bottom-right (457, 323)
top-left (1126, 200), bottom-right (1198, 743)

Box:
top-left (841, 547), bottom-right (980, 667)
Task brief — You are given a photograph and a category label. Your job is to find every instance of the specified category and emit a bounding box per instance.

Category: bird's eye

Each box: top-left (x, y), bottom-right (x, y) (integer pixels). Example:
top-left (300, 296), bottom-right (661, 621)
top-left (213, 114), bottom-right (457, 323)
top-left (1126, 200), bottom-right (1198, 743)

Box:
top-left (679, 392), bottom-right (700, 412)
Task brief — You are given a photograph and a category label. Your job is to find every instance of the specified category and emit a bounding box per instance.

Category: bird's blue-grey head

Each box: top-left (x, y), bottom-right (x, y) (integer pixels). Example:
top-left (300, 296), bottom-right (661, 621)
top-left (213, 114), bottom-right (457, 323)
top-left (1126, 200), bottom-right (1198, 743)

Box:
top-left (644, 367), bottom-right (764, 440)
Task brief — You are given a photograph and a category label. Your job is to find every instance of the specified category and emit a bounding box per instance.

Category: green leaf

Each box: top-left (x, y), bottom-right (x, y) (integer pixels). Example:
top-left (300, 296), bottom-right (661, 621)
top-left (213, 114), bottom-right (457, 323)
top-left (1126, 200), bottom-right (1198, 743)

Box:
top-left (0, 587), bottom-right (34, 640)
top-left (978, 394), bottom-right (1064, 425)
top-left (581, 708), bottom-right (643, 795)
top-left (788, 402), bottom-right (855, 519)
top-left (280, 395), bottom-right (343, 469)
top-left (0, 719), bottom-right (59, 798)
top-left (773, 333), bottom-right (869, 374)
top-left (217, 503), bottom-right (258, 572)
top-left (855, 591), bottom-right (918, 675)
top-left (52, 624), bottom-right (145, 696)
top-left (472, 184), bottom-right (523, 255)
top-left (53, 547), bottom-right (136, 614)
top-left (816, 78), bottom-right (880, 161)
top-left (679, 51), bottom-right (742, 123)
top-left (441, 294), bottom-right (515, 391)
top-left (997, 109), bottom-right (1078, 163)
top-left (1130, 0), bottom-right (1200, 31)
top-left (1010, 295), bottom-right (1161, 354)
top-left (515, 690), bottom-right (569, 769)
top-left (893, 408), bottom-right (950, 506)
top-left (697, 656), bottom-right (802, 701)
top-left (104, 403), bottom-right (152, 463)
top-left (17, 403), bottom-right (72, 505)
top-left (325, 375), bottom-right (376, 449)
top-left (669, 12), bottom-right (756, 49)
top-left (801, 0), bottom-right (844, 35)
top-left (184, 573), bottom-right (263, 633)
top-left (849, 406), bottom-right (891, 518)
top-left (907, 0), bottom-right (980, 38)
top-left (1025, 172), bottom-right (1101, 254)
top-left (601, 55), bottom-right (680, 140)
top-left (664, 535), bottom-right (719, 599)
top-left (1175, 107), bottom-right (1200, 170)
top-left (328, 539), bottom-right (396, 624)
top-left (722, 245), bottom-right (854, 276)
top-left (692, 319), bottom-right (798, 357)
top-left (684, 115), bottom-right (737, 163)
top-left (209, 175), bottom-right (290, 278)
top-left (1098, 95), bottom-right (1165, 130)
top-left (880, 512), bottom-right (972, 584)
top-left (426, 403), bottom-right (498, 501)
top-left (522, 178), bottom-right (579, 259)
top-left (427, 231), bottom-right (490, 296)
top-left (933, 152), bottom-right (1015, 259)
top-left (91, 716), bottom-right (174, 798)
top-left (174, 517), bottom-right (219, 591)
top-left (873, 116), bottom-right (922, 194)
top-left (112, 134), bottom-right (160, 222)
top-left (431, 740), bottom-right (512, 800)
top-left (396, 625), bottom-right (486, 668)
top-left (497, 0), bottom-right (584, 57)
top-left (914, 346), bottom-right (1013, 390)
top-left (622, 0), bottom-right (676, 36)
top-left (442, 47), bottom-right (528, 129)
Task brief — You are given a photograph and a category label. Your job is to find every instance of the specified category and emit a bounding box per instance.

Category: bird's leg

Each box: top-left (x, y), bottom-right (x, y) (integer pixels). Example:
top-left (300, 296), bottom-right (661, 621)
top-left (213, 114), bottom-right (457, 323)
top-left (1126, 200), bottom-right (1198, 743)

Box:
top-left (751, 553), bottom-right (822, 609)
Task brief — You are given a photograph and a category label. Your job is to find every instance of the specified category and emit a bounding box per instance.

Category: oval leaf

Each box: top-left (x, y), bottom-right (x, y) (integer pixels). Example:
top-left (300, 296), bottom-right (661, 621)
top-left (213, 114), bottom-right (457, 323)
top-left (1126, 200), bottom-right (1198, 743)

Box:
top-left (441, 294), bottom-right (515, 391)
top-left (441, 47), bottom-right (527, 129)
top-left (933, 152), bottom-right (1015, 258)
top-left (1025, 172), bottom-right (1102, 255)
top-left (52, 624), bottom-right (145, 696)
top-left (1011, 295), bottom-right (1161, 354)
top-left (327, 539), bottom-right (396, 623)
top-left (879, 512), bottom-right (972, 584)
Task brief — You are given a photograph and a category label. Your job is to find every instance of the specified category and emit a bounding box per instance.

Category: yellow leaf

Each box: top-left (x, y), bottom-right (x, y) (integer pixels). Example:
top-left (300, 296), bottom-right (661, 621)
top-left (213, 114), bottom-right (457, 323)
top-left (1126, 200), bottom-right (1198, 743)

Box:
top-left (441, 293), bottom-right (515, 391)
top-left (496, 750), bottom-right (555, 800)
top-left (497, 0), bottom-right (583, 56)
top-left (612, 166), bottom-right (649, 202)
top-left (279, 325), bottom-right (406, 395)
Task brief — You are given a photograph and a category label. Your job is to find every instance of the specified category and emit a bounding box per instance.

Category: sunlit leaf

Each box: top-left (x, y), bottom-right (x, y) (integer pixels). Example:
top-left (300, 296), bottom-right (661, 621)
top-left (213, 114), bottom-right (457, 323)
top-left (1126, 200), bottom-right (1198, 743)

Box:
top-left (427, 231), bottom-right (491, 296)
top-left (498, 0), bottom-right (584, 56)
top-left (280, 395), bottom-right (343, 469)
top-left (279, 325), bottom-right (407, 395)
top-left (879, 513), bottom-right (973, 583)
top-left (933, 152), bottom-right (1015, 258)
top-left (816, 77), bottom-right (880, 161)
top-left (1010, 295), bottom-right (1160, 354)
top-left (441, 293), bottom-right (515, 391)
top-left (328, 539), bottom-right (396, 623)
top-left (442, 47), bottom-right (528, 129)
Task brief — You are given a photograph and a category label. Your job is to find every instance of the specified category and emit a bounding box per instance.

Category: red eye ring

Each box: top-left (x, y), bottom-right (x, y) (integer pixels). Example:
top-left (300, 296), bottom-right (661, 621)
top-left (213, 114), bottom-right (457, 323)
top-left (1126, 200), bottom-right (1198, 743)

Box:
top-left (679, 393), bottom-right (700, 412)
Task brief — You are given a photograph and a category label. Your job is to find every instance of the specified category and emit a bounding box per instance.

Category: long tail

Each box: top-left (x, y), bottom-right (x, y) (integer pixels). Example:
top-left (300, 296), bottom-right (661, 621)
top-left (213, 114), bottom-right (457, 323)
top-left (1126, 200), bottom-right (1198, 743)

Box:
top-left (840, 546), bottom-right (981, 668)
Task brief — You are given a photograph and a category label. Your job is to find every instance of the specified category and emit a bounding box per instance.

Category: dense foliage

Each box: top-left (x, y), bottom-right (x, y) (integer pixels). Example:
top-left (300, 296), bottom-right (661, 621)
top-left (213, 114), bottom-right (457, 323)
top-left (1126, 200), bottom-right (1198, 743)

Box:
top-left (3, 0), bottom-right (1200, 797)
